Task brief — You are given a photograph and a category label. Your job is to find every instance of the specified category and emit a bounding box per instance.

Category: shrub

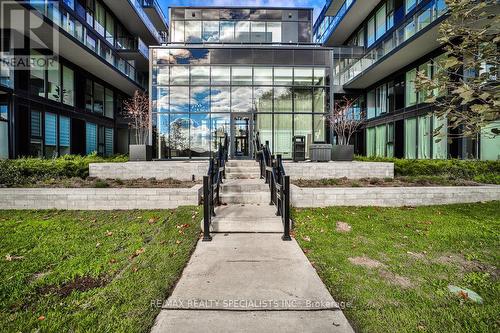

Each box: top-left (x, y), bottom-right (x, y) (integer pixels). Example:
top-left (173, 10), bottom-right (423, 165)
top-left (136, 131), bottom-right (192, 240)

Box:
top-left (0, 154), bottom-right (128, 187)
top-left (355, 156), bottom-right (500, 184)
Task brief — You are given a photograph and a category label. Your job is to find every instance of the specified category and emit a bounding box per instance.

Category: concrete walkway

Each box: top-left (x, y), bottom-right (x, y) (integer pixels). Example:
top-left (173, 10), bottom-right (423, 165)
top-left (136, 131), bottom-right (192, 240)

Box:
top-left (151, 161), bottom-right (354, 332)
top-left (151, 234), bottom-right (354, 332)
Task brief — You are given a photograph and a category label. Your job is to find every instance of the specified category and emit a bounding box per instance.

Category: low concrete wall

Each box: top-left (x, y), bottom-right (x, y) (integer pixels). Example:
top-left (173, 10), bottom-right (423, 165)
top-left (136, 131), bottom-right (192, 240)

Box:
top-left (0, 186), bottom-right (202, 210)
top-left (291, 185), bottom-right (500, 207)
top-left (284, 161), bottom-right (394, 180)
top-left (89, 161), bottom-right (209, 181)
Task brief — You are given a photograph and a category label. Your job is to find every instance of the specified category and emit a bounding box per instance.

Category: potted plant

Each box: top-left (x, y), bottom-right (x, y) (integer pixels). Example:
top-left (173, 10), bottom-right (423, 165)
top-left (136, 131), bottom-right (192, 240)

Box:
top-left (328, 97), bottom-right (365, 161)
top-left (123, 90), bottom-right (152, 161)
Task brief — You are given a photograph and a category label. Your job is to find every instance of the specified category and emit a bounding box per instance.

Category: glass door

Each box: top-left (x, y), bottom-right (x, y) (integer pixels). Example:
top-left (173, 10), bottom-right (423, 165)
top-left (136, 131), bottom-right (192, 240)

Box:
top-left (231, 114), bottom-right (252, 159)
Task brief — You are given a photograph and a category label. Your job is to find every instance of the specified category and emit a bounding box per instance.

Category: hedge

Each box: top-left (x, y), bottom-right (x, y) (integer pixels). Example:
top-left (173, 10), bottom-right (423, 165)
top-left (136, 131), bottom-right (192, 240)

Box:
top-left (0, 154), bottom-right (128, 187)
top-left (355, 156), bottom-right (500, 184)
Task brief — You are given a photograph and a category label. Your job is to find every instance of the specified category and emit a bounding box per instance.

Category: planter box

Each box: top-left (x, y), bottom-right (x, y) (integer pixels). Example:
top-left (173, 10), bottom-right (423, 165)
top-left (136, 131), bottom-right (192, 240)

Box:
top-left (310, 144), bottom-right (332, 162)
top-left (332, 145), bottom-right (354, 161)
top-left (129, 145), bottom-right (152, 161)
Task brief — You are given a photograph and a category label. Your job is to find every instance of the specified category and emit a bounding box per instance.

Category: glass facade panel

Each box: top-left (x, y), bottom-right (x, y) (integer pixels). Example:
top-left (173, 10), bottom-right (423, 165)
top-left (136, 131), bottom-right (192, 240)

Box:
top-left (235, 21), bottom-right (250, 42)
top-left (232, 67), bottom-right (252, 85)
top-left (170, 66), bottom-right (190, 85)
top-left (211, 113), bottom-right (230, 151)
top-left (294, 67), bottom-right (312, 86)
top-left (375, 124), bottom-right (386, 157)
top-left (274, 87), bottom-right (292, 112)
top-left (294, 88), bottom-right (312, 113)
top-left (366, 127), bottom-right (376, 157)
top-left (405, 117), bottom-right (417, 158)
top-left (231, 87), bottom-right (252, 112)
top-left (203, 21), bottom-right (219, 42)
top-left (191, 66), bottom-right (210, 85)
top-left (274, 114), bottom-right (292, 158)
top-left (220, 21), bottom-right (235, 42)
top-left (405, 69), bottom-right (417, 107)
top-left (47, 60), bottom-right (60, 101)
top-left (254, 87), bottom-right (273, 112)
top-left (267, 22), bottom-right (281, 43)
top-left (313, 88), bottom-right (325, 113)
top-left (251, 22), bottom-right (266, 43)
top-left (274, 67), bottom-right (293, 85)
top-left (313, 68), bottom-right (325, 86)
top-left (170, 86), bottom-right (190, 113)
top-left (294, 114), bottom-right (312, 158)
top-left (93, 83), bottom-right (104, 114)
top-left (62, 66), bottom-right (74, 106)
top-left (313, 115), bottom-right (325, 142)
top-left (211, 87), bottom-right (231, 112)
top-left (190, 86), bottom-right (210, 112)
top-left (254, 67), bottom-right (273, 85)
top-left (185, 21), bottom-right (202, 42)
top-left (480, 121), bottom-right (500, 161)
top-left (190, 113), bottom-right (211, 157)
top-left (432, 115), bottom-right (447, 159)
top-left (418, 115), bottom-right (431, 159)
top-left (154, 66), bottom-right (169, 85)
top-left (256, 113), bottom-right (273, 149)
top-left (169, 114), bottom-right (190, 158)
top-left (211, 66), bottom-right (230, 85)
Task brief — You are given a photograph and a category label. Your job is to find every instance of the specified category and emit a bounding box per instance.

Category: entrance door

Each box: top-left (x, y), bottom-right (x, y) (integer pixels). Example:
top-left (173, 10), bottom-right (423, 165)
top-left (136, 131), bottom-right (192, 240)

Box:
top-left (231, 115), bottom-right (252, 159)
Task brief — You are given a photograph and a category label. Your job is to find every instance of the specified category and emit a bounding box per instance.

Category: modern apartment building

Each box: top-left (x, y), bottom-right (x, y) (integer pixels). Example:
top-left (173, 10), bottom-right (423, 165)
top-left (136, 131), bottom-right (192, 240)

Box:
top-left (0, 0), bottom-right (168, 159)
top-left (150, 7), bottom-right (332, 160)
top-left (314, 0), bottom-right (499, 160)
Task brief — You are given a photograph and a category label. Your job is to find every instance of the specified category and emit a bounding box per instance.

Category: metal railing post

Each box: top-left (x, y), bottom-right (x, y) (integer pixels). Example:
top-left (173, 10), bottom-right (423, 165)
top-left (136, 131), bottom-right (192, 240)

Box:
top-left (282, 175), bottom-right (292, 241)
top-left (202, 176), bottom-right (212, 242)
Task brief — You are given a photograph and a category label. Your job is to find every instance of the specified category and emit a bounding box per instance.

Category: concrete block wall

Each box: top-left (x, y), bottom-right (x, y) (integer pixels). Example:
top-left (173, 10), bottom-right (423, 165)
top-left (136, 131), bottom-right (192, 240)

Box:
top-left (290, 185), bottom-right (500, 207)
top-left (0, 186), bottom-right (202, 210)
top-left (89, 161), bottom-right (209, 181)
top-left (284, 161), bottom-right (394, 180)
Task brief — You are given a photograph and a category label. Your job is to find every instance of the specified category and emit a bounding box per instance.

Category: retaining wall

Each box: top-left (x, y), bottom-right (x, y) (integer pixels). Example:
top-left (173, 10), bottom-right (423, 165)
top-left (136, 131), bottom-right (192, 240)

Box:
top-left (284, 161), bottom-right (394, 180)
top-left (0, 186), bottom-right (202, 210)
top-left (290, 185), bottom-right (500, 207)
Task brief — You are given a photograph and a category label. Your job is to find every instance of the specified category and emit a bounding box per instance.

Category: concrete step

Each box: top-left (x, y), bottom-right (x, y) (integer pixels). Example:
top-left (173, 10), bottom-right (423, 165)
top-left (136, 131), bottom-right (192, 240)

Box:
top-left (201, 205), bottom-right (282, 233)
top-left (226, 172), bottom-right (261, 179)
top-left (220, 192), bottom-right (270, 204)
top-left (226, 160), bottom-right (259, 167)
top-left (225, 166), bottom-right (261, 173)
top-left (221, 183), bottom-right (269, 193)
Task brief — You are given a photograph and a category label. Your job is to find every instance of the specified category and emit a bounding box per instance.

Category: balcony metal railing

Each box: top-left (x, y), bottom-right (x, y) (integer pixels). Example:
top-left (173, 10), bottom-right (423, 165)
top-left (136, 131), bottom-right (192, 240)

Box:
top-left (336, 0), bottom-right (447, 86)
top-left (28, 0), bottom-right (146, 88)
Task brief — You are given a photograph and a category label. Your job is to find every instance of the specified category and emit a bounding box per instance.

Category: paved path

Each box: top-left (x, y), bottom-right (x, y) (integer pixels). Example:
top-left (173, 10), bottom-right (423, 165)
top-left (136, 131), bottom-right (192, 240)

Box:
top-left (151, 233), bottom-right (354, 333)
top-left (151, 161), bottom-right (354, 332)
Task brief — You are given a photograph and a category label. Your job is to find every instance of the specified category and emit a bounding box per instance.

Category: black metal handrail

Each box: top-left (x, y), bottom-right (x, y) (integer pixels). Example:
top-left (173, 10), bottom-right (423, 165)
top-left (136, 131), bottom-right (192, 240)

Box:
top-left (255, 138), bottom-right (292, 241)
top-left (202, 142), bottom-right (227, 242)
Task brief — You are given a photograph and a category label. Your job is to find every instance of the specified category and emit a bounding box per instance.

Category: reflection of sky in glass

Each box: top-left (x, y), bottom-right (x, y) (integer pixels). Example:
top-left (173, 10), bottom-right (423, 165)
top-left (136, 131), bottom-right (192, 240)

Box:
top-left (190, 87), bottom-right (210, 112)
top-left (190, 114), bottom-right (210, 154)
top-left (170, 66), bottom-right (189, 84)
top-left (170, 86), bottom-right (189, 112)
top-left (231, 87), bottom-right (252, 112)
top-left (211, 87), bottom-right (230, 113)
top-left (155, 87), bottom-right (169, 112)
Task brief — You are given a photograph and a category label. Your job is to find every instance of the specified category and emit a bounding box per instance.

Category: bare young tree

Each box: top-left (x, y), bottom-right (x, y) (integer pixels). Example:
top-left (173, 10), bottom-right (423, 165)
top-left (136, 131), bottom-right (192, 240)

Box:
top-left (123, 90), bottom-right (150, 145)
top-left (415, 0), bottom-right (500, 139)
top-left (328, 97), bottom-right (365, 146)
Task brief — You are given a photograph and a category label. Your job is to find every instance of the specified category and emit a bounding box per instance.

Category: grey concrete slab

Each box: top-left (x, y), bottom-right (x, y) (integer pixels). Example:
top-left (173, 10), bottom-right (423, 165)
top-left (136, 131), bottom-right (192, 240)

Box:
top-left (152, 310), bottom-right (353, 333)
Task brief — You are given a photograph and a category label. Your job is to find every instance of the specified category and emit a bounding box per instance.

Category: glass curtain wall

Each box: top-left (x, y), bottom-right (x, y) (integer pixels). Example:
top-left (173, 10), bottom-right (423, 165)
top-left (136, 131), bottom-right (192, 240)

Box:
top-left (151, 50), bottom-right (328, 159)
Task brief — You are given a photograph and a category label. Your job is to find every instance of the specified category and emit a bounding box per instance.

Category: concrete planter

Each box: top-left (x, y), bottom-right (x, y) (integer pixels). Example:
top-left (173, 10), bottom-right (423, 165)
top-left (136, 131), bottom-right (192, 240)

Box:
top-left (310, 144), bottom-right (332, 161)
top-left (332, 145), bottom-right (354, 161)
top-left (129, 144), bottom-right (152, 161)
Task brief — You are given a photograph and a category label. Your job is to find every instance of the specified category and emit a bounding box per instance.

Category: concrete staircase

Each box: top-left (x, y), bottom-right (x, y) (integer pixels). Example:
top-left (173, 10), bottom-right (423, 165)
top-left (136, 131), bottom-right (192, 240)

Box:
top-left (208, 160), bottom-right (282, 233)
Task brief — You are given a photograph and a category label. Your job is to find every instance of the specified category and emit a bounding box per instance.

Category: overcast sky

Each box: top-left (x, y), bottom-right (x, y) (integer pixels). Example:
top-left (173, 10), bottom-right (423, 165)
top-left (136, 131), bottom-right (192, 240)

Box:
top-left (157, 0), bottom-right (326, 21)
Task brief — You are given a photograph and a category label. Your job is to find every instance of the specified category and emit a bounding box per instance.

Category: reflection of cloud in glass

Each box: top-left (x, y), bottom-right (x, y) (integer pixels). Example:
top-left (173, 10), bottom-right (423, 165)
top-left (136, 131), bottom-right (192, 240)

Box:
top-left (190, 115), bottom-right (211, 153)
top-left (170, 86), bottom-right (189, 113)
top-left (231, 87), bottom-right (252, 112)
top-left (190, 86), bottom-right (210, 112)
top-left (188, 49), bottom-right (210, 65)
top-left (211, 87), bottom-right (230, 113)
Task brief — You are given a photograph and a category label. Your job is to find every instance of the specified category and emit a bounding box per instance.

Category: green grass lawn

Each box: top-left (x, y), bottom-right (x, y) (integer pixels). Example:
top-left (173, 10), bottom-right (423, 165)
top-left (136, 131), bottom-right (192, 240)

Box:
top-left (0, 207), bottom-right (201, 332)
top-left (294, 202), bottom-right (500, 333)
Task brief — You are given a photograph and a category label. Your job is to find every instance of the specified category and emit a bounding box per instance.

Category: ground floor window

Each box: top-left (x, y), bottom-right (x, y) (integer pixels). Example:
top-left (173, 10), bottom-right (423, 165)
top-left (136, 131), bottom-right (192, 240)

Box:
top-left (481, 120), bottom-right (500, 161)
top-left (30, 110), bottom-right (43, 157)
top-left (0, 105), bottom-right (8, 159)
top-left (44, 112), bottom-right (58, 158)
top-left (366, 127), bottom-right (376, 157)
top-left (86, 122), bottom-right (97, 154)
top-left (105, 128), bottom-right (114, 156)
top-left (432, 115), bottom-right (447, 159)
top-left (404, 117), bottom-right (417, 159)
top-left (417, 115), bottom-right (431, 159)
top-left (59, 116), bottom-right (71, 155)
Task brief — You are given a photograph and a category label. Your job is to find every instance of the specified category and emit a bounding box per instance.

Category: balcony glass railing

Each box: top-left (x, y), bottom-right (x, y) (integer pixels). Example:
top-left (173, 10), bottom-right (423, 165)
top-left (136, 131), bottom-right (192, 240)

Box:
top-left (141, 0), bottom-right (168, 27)
top-left (28, 0), bottom-right (145, 88)
top-left (336, 0), bottom-right (446, 85)
top-left (116, 37), bottom-right (149, 60)
top-left (313, 0), bottom-right (355, 44)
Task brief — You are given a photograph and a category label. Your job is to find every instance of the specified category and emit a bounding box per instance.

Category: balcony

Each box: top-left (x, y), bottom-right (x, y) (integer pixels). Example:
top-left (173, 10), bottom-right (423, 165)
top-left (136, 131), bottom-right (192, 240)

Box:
top-left (141, 0), bottom-right (168, 31)
top-left (337, 0), bottom-right (447, 89)
top-left (102, 0), bottom-right (163, 45)
top-left (116, 37), bottom-right (149, 71)
top-left (13, 1), bottom-right (145, 93)
top-left (313, 0), bottom-right (379, 46)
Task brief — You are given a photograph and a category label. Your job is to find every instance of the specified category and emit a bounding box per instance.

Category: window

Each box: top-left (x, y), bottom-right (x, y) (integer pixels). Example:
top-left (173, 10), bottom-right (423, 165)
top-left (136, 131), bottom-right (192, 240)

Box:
top-left (154, 66), bottom-right (169, 85)
top-left (294, 68), bottom-right (312, 86)
top-left (274, 114), bottom-right (292, 158)
top-left (432, 115), bottom-right (447, 159)
top-left (367, 17), bottom-right (375, 46)
top-left (274, 67), bottom-right (293, 86)
top-left (211, 87), bottom-right (230, 112)
top-left (404, 117), bottom-right (417, 158)
top-left (231, 67), bottom-right (252, 85)
top-left (86, 122), bottom-right (97, 154)
top-left (267, 22), bottom-right (281, 43)
top-left (418, 61), bottom-right (432, 103)
top-left (170, 66), bottom-right (189, 85)
top-left (294, 88), bottom-right (312, 113)
top-left (85, 79), bottom-right (93, 112)
top-left (30, 110), bottom-right (43, 157)
top-left (231, 87), bottom-right (252, 112)
top-left (367, 89), bottom-right (376, 118)
top-left (418, 115), bottom-right (431, 159)
top-left (480, 121), bottom-right (500, 160)
top-left (220, 21), bottom-right (235, 42)
top-left (313, 68), bottom-right (325, 86)
top-left (375, 124), bottom-right (386, 157)
top-left (250, 22), bottom-right (266, 43)
top-left (191, 66), bottom-right (210, 85)
top-left (387, 123), bottom-right (394, 158)
top-left (185, 21), bottom-right (202, 42)
top-left (105, 88), bottom-right (113, 118)
top-left (172, 21), bottom-right (185, 42)
top-left (203, 21), bottom-right (219, 42)
top-left (0, 105), bottom-right (8, 159)
top-left (253, 67), bottom-right (272, 85)
top-left (30, 51), bottom-right (45, 97)
top-left (254, 87), bottom-right (273, 112)
top-left (405, 69), bottom-right (417, 107)
top-left (375, 4), bottom-right (386, 40)
top-left (313, 115), bottom-right (325, 142)
top-left (44, 112), bottom-right (57, 158)
top-left (366, 127), bottom-right (376, 157)
top-left (105, 127), bottom-right (113, 156)
top-left (94, 82), bottom-right (104, 114)
top-left (376, 84), bottom-right (387, 116)
top-left (59, 116), bottom-right (70, 155)
top-left (294, 114), bottom-right (312, 157)
top-left (313, 88), bottom-right (325, 113)
top-left (235, 21), bottom-right (250, 42)
top-left (211, 66), bottom-right (230, 85)
top-left (417, 6), bottom-right (432, 31)
top-left (190, 86), bottom-right (210, 112)
top-left (62, 66), bottom-right (74, 106)
top-left (170, 86), bottom-right (190, 113)
top-left (63, 0), bottom-right (75, 9)
top-left (94, 1), bottom-right (105, 36)
top-left (105, 12), bottom-right (114, 44)
top-left (406, 0), bottom-right (417, 13)
top-left (274, 87), bottom-right (292, 112)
